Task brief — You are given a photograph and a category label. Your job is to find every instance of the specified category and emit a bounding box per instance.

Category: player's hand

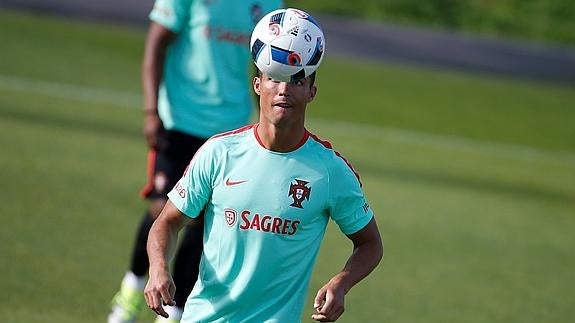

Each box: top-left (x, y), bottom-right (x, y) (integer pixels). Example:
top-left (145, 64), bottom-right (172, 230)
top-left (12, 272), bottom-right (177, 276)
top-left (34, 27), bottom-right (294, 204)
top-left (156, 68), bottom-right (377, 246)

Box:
top-left (144, 268), bottom-right (176, 318)
top-left (311, 280), bottom-right (346, 322)
top-left (143, 112), bottom-right (164, 149)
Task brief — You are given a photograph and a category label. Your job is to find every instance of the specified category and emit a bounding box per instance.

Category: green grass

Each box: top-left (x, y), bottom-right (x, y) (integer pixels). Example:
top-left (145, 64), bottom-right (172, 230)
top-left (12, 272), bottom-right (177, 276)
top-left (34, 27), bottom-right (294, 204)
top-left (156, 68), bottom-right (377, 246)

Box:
top-left (286, 0), bottom-right (575, 46)
top-left (1, 10), bottom-right (574, 323)
top-left (311, 61), bottom-right (575, 153)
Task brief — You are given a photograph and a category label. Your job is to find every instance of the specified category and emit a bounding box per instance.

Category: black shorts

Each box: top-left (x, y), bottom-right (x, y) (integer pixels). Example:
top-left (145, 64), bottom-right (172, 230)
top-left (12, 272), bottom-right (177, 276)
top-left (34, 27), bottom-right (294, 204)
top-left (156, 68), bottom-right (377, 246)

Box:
top-left (140, 130), bottom-right (207, 199)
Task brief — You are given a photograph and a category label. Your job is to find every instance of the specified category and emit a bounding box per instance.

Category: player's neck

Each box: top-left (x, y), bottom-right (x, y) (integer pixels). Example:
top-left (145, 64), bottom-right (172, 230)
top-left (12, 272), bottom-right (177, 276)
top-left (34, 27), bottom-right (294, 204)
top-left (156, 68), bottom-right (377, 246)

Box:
top-left (256, 123), bottom-right (307, 153)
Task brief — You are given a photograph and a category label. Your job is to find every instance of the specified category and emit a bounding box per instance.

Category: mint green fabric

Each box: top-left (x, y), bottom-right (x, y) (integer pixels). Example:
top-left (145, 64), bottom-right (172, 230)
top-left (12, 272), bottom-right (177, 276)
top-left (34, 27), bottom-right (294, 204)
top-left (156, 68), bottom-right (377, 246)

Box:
top-left (150, 0), bottom-right (282, 138)
top-left (168, 125), bottom-right (374, 322)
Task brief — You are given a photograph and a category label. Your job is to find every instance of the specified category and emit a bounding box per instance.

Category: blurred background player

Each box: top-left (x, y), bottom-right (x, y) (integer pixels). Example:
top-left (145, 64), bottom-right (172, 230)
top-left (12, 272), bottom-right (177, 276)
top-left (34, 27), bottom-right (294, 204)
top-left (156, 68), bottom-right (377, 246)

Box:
top-left (107, 1), bottom-right (283, 322)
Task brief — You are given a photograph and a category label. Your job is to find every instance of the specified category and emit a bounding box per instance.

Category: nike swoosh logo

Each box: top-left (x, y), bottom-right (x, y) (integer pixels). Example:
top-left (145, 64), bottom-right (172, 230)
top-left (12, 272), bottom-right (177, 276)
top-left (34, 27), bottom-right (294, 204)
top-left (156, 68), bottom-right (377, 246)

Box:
top-left (225, 178), bottom-right (248, 186)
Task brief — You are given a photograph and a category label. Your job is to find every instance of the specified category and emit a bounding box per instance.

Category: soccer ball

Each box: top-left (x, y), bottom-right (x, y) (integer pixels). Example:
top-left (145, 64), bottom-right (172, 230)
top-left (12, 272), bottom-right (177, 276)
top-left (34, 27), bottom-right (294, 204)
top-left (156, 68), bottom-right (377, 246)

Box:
top-left (250, 8), bottom-right (326, 82)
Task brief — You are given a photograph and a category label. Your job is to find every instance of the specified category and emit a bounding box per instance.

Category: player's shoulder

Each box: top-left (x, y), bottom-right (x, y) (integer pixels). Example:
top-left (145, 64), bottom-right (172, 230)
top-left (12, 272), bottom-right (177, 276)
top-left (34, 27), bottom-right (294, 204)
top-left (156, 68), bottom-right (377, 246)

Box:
top-left (208, 124), bottom-right (256, 147)
top-left (306, 131), bottom-right (342, 159)
top-left (306, 130), bottom-right (362, 184)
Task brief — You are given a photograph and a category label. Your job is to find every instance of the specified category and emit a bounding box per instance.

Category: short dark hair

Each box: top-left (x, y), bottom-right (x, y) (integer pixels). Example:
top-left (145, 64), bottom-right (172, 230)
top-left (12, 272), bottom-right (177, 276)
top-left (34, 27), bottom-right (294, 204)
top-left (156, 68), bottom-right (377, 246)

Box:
top-left (308, 71), bottom-right (316, 86)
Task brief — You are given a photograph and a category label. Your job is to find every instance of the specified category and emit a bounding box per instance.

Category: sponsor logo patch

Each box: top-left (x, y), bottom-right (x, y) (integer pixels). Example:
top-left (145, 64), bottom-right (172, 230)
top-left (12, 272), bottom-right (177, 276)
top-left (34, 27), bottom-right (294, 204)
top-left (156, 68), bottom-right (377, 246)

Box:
top-left (225, 178), bottom-right (248, 186)
top-left (225, 208), bottom-right (237, 226)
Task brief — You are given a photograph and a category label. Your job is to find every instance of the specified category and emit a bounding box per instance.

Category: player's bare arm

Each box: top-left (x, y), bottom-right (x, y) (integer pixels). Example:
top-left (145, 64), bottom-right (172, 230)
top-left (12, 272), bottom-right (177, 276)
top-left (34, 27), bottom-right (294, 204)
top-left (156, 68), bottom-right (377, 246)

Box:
top-left (145, 200), bottom-right (191, 318)
top-left (312, 218), bottom-right (383, 322)
top-left (142, 22), bottom-right (174, 149)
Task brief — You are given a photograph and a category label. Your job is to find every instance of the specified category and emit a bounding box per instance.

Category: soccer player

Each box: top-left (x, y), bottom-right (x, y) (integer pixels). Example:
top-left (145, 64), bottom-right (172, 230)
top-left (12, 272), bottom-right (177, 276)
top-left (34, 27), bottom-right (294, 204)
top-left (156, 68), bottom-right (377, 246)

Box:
top-left (107, 1), bottom-right (282, 323)
top-left (144, 70), bottom-right (384, 322)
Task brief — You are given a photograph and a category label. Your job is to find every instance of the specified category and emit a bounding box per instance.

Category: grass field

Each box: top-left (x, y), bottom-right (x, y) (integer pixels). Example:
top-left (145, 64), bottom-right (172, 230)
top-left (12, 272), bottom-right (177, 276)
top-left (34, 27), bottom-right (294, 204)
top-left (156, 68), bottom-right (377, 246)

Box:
top-left (286, 0), bottom-right (575, 46)
top-left (1, 10), bottom-right (574, 323)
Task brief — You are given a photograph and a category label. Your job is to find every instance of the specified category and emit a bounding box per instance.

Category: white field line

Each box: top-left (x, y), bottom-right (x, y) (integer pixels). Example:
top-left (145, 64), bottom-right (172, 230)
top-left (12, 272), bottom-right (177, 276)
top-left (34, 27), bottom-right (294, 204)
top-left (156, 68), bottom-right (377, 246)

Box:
top-left (0, 74), bottom-right (141, 107)
top-left (1, 74), bottom-right (574, 165)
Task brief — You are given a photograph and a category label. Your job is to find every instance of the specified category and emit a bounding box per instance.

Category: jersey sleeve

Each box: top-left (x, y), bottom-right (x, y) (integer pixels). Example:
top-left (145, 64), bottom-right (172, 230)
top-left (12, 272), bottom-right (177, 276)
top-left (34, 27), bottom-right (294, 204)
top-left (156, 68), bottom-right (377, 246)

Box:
top-left (168, 139), bottom-right (218, 218)
top-left (328, 157), bottom-right (374, 235)
top-left (149, 0), bottom-right (192, 32)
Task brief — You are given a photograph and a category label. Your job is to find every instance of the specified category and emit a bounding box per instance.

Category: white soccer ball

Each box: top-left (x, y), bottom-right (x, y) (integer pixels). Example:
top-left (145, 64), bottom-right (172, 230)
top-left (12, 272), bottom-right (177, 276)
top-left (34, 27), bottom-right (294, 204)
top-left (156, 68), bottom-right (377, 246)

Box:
top-left (250, 8), bottom-right (326, 82)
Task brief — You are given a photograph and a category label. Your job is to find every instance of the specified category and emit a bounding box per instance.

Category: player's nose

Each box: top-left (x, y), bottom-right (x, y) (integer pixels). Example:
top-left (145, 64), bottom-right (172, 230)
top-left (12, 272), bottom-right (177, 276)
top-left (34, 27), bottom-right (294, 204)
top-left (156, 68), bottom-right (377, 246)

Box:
top-left (276, 81), bottom-right (291, 95)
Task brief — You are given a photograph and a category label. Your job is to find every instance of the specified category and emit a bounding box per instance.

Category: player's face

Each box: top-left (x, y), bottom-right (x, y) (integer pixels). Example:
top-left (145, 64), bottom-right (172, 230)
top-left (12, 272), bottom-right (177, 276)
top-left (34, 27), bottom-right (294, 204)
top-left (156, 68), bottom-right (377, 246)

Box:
top-left (253, 73), bottom-right (317, 128)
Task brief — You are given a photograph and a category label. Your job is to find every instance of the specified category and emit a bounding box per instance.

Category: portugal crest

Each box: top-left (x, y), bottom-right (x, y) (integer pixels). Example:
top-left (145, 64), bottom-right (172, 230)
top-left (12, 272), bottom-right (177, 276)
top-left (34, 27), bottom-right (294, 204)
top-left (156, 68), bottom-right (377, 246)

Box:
top-left (288, 179), bottom-right (311, 208)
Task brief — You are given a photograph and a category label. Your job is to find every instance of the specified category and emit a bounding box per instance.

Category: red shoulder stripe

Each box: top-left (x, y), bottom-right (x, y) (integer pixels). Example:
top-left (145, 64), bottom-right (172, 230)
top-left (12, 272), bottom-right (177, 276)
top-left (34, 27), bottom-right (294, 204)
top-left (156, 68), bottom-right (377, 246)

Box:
top-left (211, 124), bottom-right (256, 139)
top-left (308, 131), bottom-right (362, 186)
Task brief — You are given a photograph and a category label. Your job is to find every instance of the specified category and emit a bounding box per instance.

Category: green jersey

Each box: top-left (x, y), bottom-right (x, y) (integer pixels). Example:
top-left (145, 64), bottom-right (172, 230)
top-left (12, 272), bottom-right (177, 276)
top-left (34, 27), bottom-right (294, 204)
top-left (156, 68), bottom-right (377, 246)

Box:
top-left (150, 0), bottom-right (282, 138)
top-left (168, 124), bottom-right (374, 322)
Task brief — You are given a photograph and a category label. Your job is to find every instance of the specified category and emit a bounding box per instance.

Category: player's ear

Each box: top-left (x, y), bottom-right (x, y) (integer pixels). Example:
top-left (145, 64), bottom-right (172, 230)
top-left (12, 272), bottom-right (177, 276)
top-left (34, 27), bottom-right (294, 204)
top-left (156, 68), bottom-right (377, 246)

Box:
top-left (253, 76), bottom-right (261, 95)
top-left (307, 86), bottom-right (317, 103)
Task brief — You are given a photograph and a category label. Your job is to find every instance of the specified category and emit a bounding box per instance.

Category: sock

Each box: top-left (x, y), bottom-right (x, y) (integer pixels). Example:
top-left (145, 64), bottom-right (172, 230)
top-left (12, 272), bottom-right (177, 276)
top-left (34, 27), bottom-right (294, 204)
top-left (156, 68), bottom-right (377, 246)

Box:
top-left (172, 223), bottom-right (204, 307)
top-left (129, 211), bottom-right (155, 276)
top-left (161, 305), bottom-right (183, 320)
top-left (122, 271), bottom-right (147, 291)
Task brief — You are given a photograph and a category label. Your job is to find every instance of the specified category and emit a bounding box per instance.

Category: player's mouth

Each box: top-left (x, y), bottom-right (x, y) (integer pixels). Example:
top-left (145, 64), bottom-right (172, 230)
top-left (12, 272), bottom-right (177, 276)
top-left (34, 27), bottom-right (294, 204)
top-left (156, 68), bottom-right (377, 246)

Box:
top-left (273, 101), bottom-right (292, 108)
